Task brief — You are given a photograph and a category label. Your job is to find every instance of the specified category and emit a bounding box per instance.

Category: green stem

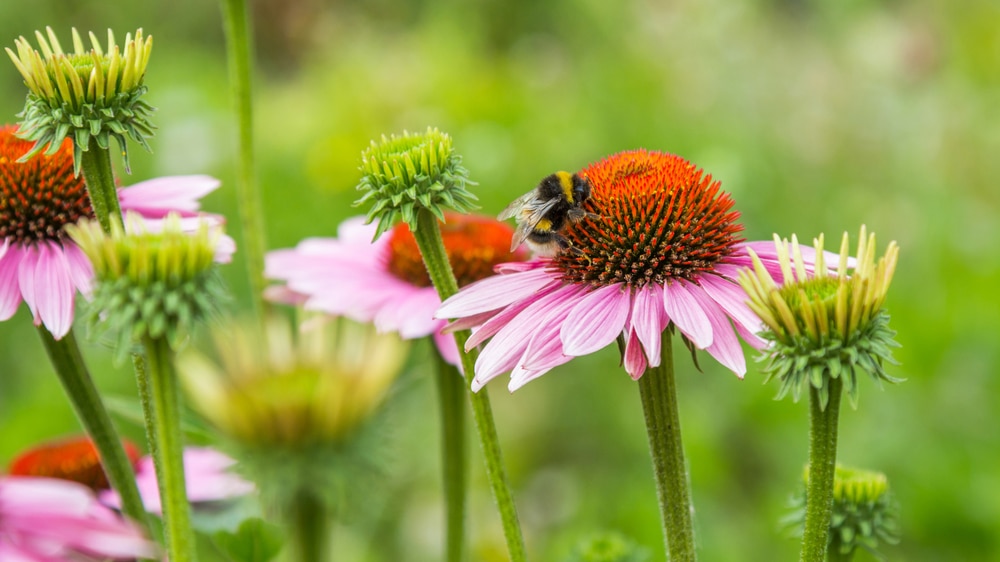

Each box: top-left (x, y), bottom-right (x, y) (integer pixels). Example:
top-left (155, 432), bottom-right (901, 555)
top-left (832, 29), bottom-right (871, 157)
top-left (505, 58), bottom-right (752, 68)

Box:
top-left (800, 378), bottom-right (843, 562)
top-left (79, 142), bottom-right (123, 233)
top-left (37, 327), bottom-right (150, 532)
top-left (411, 208), bottom-right (527, 562)
top-left (220, 0), bottom-right (269, 322)
top-left (433, 351), bottom-right (467, 562)
top-left (288, 490), bottom-right (329, 562)
top-left (637, 333), bottom-right (696, 561)
top-left (132, 353), bottom-right (160, 483)
top-left (142, 337), bottom-right (195, 561)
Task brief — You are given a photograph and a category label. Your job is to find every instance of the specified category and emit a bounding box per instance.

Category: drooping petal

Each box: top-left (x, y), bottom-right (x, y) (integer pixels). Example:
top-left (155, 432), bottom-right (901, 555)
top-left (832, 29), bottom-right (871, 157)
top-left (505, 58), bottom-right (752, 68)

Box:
top-left (623, 328), bottom-right (648, 379)
top-left (631, 283), bottom-right (667, 366)
top-left (560, 283), bottom-right (631, 356)
top-left (465, 295), bottom-right (538, 350)
top-left (663, 280), bottom-right (713, 348)
top-left (0, 242), bottom-right (24, 320)
top-left (437, 267), bottom-right (559, 318)
top-left (684, 283), bottom-right (747, 377)
top-left (519, 284), bottom-right (588, 371)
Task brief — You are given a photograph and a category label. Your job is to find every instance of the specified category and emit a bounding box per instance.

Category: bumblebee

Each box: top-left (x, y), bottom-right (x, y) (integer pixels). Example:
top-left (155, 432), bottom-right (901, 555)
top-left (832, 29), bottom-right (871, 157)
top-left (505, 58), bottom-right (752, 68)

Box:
top-left (498, 171), bottom-right (594, 256)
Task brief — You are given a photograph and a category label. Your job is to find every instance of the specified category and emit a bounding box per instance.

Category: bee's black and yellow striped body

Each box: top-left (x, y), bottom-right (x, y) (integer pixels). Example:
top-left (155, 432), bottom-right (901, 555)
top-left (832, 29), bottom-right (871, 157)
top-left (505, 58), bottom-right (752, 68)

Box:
top-left (498, 171), bottom-right (594, 256)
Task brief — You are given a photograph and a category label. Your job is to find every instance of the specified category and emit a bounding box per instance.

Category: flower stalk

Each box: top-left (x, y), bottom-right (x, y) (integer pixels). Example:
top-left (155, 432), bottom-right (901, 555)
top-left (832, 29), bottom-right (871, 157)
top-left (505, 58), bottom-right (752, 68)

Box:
top-left (637, 331), bottom-right (696, 561)
top-left (433, 350), bottom-right (468, 562)
top-left (36, 326), bottom-right (150, 533)
top-left (801, 377), bottom-right (843, 562)
top-left (412, 207), bottom-right (527, 562)
top-left (79, 140), bottom-right (122, 233)
top-left (143, 335), bottom-right (195, 560)
top-left (220, 0), bottom-right (268, 322)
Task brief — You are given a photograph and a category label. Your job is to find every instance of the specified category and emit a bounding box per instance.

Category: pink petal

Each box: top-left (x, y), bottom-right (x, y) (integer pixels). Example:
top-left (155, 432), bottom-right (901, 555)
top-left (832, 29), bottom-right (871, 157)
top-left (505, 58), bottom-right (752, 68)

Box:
top-left (684, 284), bottom-right (747, 377)
top-left (436, 267), bottom-right (559, 318)
top-left (697, 274), bottom-right (763, 337)
top-left (472, 284), bottom-right (578, 391)
top-left (0, 242), bottom-right (25, 320)
top-left (32, 242), bottom-right (76, 339)
top-left (560, 283), bottom-right (631, 356)
top-left (337, 216), bottom-right (381, 244)
top-left (631, 283), bottom-right (666, 367)
top-left (432, 327), bottom-right (461, 367)
top-left (118, 175), bottom-right (220, 217)
top-left (507, 364), bottom-right (556, 392)
top-left (62, 243), bottom-right (95, 297)
top-left (519, 285), bottom-right (589, 370)
top-left (623, 328), bottom-right (648, 380)
top-left (16, 245), bottom-right (42, 326)
top-left (465, 296), bottom-right (537, 349)
top-left (663, 280), bottom-right (713, 349)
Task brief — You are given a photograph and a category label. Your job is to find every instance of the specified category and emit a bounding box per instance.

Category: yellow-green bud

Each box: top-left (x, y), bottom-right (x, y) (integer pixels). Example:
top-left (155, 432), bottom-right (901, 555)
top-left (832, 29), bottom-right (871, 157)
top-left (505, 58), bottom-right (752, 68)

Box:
top-left (788, 465), bottom-right (900, 558)
top-left (738, 226), bottom-right (902, 408)
top-left (67, 212), bottom-right (224, 359)
top-left (6, 27), bottom-right (155, 174)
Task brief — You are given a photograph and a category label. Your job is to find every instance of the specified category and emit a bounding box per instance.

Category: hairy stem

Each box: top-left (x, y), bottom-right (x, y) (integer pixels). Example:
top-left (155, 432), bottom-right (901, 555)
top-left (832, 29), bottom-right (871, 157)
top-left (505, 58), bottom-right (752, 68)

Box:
top-left (142, 337), bottom-right (195, 560)
top-left (638, 333), bottom-right (696, 561)
top-left (800, 378), bottom-right (843, 562)
top-left (412, 208), bottom-right (527, 561)
top-left (38, 327), bottom-right (149, 533)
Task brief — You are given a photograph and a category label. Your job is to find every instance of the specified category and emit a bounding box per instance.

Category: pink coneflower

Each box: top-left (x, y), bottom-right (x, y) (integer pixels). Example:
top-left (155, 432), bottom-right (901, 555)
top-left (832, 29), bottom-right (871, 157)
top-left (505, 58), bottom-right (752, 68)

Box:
top-left (0, 476), bottom-right (156, 561)
top-left (266, 212), bottom-right (528, 365)
top-left (436, 150), bottom-right (832, 391)
top-left (0, 125), bottom-right (232, 339)
top-left (99, 447), bottom-right (255, 514)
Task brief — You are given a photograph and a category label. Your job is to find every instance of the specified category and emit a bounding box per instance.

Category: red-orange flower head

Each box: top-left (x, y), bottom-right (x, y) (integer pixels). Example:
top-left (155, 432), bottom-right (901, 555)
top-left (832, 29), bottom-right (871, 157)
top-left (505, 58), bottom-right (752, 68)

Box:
top-left (0, 125), bottom-right (93, 244)
top-left (386, 212), bottom-right (530, 287)
top-left (554, 150), bottom-right (744, 288)
top-left (8, 436), bottom-right (141, 490)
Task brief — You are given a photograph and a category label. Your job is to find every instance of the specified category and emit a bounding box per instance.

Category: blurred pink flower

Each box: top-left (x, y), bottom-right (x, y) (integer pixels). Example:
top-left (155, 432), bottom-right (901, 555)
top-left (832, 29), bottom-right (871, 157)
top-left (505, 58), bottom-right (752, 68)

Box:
top-left (436, 150), bottom-right (835, 391)
top-left (100, 447), bottom-right (254, 514)
top-left (266, 213), bottom-right (527, 366)
top-left (0, 475), bottom-right (156, 561)
top-left (0, 125), bottom-right (233, 339)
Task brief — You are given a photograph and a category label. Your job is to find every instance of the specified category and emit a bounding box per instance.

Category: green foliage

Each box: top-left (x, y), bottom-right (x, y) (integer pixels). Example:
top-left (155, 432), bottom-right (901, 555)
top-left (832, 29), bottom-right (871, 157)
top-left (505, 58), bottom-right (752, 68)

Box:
top-left (561, 531), bottom-right (650, 562)
top-left (212, 518), bottom-right (285, 562)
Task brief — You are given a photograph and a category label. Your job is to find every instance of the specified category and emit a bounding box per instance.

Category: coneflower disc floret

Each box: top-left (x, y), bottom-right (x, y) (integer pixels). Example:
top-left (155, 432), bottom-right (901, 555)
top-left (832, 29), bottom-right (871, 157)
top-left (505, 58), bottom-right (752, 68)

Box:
top-left (738, 226), bottom-right (901, 408)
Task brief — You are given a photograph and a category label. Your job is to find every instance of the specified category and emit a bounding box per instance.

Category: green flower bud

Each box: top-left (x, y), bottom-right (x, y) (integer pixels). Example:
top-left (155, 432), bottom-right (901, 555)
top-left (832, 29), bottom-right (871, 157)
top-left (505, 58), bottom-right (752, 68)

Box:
top-left (562, 531), bottom-right (651, 562)
top-left (355, 127), bottom-right (478, 239)
top-left (67, 212), bottom-right (224, 359)
top-left (6, 27), bottom-right (155, 174)
top-left (786, 465), bottom-right (901, 559)
top-left (738, 226), bottom-right (902, 408)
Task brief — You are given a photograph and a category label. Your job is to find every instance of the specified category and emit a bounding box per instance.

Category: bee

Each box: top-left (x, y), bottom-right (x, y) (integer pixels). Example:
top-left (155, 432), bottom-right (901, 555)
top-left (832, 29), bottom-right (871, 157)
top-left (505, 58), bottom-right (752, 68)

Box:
top-left (498, 171), bottom-right (595, 256)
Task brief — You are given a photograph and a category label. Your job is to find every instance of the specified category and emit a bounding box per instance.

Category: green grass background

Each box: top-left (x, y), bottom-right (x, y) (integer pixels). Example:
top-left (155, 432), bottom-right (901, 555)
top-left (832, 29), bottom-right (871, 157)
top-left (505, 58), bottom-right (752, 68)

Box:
top-left (1, 0), bottom-right (998, 559)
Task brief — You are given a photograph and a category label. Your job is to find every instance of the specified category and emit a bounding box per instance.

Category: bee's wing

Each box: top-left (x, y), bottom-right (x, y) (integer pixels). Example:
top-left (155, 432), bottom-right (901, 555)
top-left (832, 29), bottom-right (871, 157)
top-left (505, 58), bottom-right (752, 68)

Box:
top-left (508, 197), bottom-right (561, 251)
top-left (497, 191), bottom-right (536, 221)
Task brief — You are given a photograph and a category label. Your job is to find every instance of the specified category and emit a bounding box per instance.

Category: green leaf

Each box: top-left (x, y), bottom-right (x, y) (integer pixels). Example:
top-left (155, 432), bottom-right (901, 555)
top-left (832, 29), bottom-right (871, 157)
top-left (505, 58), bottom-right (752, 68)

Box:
top-left (212, 517), bottom-right (284, 562)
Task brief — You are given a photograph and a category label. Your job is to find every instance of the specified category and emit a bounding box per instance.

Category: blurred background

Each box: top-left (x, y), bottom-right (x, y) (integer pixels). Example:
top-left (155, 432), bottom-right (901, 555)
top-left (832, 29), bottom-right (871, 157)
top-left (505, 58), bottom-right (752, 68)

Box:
top-left (1, 0), bottom-right (998, 560)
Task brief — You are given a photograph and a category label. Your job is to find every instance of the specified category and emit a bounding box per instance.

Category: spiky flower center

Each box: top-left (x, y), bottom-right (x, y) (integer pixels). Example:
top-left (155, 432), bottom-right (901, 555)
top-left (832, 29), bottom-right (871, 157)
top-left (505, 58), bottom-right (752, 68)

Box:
top-left (8, 437), bottom-right (140, 490)
top-left (386, 213), bottom-right (527, 287)
top-left (0, 126), bottom-right (93, 243)
top-left (554, 150), bottom-right (744, 288)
